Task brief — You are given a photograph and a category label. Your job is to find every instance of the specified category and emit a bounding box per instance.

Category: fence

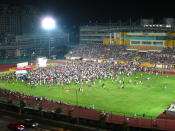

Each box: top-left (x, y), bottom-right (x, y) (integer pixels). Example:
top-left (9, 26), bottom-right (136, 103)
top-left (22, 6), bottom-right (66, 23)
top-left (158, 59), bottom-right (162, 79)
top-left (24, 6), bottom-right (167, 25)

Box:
top-left (0, 57), bottom-right (35, 64)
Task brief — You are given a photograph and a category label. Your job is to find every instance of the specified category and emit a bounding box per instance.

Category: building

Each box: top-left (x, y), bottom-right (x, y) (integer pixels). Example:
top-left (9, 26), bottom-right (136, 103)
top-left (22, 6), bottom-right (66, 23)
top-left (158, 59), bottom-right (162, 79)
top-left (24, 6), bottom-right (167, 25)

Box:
top-left (80, 18), bottom-right (175, 51)
top-left (0, 4), bottom-right (39, 36)
top-left (0, 32), bottom-right (69, 58)
top-left (0, 4), bottom-right (70, 59)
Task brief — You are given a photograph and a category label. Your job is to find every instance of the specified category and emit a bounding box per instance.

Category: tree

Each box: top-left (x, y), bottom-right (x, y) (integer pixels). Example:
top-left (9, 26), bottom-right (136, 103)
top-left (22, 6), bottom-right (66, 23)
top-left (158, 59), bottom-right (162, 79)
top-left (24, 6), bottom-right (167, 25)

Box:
top-left (99, 111), bottom-right (107, 127)
top-left (20, 100), bottom-right (26, 109)
top-left (68, 108), bottom-right (74, 123)
top-left (7, 99), bottom-right (13, 104)
top-left (55, 107), bottom-right (62, 114)
top-left (38, 106), bottom-right (44, 116)
top-left (38, 106), bottom-right (43, 112)
top-left (19, 100), bottom-right (26, 114)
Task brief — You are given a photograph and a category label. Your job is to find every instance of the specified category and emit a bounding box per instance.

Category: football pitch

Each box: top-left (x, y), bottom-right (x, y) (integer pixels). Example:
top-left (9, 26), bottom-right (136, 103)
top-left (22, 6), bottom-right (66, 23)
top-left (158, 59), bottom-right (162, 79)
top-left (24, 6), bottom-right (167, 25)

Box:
top-left (0, 71), bottom-right (175, 118)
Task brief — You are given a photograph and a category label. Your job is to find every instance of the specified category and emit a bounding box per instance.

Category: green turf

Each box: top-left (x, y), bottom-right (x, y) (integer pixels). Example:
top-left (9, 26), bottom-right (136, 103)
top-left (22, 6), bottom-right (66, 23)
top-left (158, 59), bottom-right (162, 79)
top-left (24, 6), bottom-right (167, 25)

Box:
top-left (0, 69), bottom-right (15, 74)
top-left (0, 72), bottom-right (175, 118)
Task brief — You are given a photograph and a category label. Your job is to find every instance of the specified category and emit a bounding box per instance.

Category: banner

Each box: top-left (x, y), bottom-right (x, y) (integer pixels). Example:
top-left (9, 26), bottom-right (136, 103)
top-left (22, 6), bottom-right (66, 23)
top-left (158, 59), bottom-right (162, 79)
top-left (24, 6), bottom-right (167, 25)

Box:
top-left (17, 62), bottom-right (28, 68)
top-left (37, 57), bottom-right (47, 67)
top-left (15, 70), bottom-right (27, 75)
top-left (140, 62), bottom-right (152, 67)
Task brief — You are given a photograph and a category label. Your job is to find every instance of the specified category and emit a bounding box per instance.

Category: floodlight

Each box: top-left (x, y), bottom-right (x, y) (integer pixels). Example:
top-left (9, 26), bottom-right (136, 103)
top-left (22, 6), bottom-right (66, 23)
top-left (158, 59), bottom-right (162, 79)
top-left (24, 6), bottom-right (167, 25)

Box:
top-left (41, 16), bottom-right (56, 30)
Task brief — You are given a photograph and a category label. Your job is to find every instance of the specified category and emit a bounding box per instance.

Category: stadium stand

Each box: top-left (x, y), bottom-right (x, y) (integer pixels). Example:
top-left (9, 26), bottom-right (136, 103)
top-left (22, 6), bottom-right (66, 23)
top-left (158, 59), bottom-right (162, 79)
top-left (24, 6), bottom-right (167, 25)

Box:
top-left (66, 44), bottom-right (175, 65)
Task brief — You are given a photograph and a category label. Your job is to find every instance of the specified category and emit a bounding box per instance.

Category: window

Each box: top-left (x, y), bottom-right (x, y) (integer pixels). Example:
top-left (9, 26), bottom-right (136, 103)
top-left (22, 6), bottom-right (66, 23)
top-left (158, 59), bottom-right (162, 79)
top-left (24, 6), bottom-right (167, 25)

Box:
top-left (153, 42), bottom-right (163, 46)
top-left (131, 41), bottom-right (140, 45)
top-left (142, 41), bottom-right (152, 45)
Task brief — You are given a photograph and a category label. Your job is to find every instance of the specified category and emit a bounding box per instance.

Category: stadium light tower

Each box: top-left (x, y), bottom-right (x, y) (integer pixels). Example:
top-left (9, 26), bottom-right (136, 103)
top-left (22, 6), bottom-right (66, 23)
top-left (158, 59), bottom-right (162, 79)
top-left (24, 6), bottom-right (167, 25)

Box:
top-left (41, 16), bottom-right (56, 58)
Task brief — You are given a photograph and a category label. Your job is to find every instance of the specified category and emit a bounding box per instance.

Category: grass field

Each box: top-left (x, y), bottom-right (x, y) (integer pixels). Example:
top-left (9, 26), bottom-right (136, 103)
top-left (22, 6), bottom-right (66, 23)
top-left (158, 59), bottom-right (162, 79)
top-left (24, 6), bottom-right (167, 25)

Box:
top-left (0, 72), bottom-right (175, 118)
top-left (0, 69), bottom-right (15, 74)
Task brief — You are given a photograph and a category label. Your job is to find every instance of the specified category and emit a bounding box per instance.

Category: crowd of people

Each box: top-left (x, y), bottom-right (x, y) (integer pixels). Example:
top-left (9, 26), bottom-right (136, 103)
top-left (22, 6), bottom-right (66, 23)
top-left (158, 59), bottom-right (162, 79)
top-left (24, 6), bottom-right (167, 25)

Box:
top-left (0, 60), bottom-right (154, 88)
top-left (66, 44), bottom-right (175, 64)
top-left (1, 44), bottom-right (174, 90)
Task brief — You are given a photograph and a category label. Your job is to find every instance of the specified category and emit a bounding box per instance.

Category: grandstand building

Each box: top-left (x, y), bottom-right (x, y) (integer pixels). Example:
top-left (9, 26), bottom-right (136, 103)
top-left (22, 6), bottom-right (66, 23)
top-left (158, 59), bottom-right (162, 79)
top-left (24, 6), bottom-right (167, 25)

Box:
top-left (0, 33), bottom-right (69, 58)
top-left (0, 4), bottom-right (40, 35)
top-left (80, 18), bottom-right (175, 51)
top-left (0, 4), bottom-right (70, 59)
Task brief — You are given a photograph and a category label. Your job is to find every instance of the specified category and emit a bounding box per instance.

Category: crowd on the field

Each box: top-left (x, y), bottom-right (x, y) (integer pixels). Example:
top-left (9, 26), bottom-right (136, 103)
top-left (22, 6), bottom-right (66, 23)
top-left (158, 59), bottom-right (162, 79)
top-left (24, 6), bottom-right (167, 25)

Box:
top-left (66, 44), bottom-right (175, 64)
top-left (0, 61), bottom-right (155, 88)
top-left (1, 44), bottom-right (174, 87)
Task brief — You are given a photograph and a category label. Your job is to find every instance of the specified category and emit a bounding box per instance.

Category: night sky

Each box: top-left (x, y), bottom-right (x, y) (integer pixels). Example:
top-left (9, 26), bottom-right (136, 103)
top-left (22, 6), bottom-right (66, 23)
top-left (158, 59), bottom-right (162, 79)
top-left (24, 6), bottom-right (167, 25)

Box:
top-left (1, 0), bottom-right (174, 26)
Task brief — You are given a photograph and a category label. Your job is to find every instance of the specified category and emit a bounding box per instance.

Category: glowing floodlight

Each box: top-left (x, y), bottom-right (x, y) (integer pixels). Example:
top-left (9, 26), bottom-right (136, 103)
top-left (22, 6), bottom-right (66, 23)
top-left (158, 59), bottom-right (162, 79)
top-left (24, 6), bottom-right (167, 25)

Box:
top-left (41, 16), bottom-right (56, 30)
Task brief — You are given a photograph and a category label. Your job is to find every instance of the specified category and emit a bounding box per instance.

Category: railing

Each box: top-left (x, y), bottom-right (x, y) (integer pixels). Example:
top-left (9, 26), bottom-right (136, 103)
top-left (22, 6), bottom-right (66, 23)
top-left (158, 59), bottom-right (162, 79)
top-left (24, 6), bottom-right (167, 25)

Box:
top-left (0, 57), bottom-right (35, 64)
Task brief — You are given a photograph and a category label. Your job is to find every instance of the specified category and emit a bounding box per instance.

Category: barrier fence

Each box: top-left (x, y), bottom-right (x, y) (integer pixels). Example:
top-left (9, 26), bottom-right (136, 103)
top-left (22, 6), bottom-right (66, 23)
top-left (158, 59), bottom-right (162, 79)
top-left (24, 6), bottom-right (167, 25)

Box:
top-left (0, 57), bottom-right (35, 64)
top-left (0, 57), bottom-right (65, 65)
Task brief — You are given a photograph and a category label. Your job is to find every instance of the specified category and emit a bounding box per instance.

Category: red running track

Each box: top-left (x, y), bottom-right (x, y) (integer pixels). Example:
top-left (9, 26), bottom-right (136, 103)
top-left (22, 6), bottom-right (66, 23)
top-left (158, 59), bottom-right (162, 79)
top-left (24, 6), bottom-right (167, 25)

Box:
top-left (0, 63), bottom-right (16, 72)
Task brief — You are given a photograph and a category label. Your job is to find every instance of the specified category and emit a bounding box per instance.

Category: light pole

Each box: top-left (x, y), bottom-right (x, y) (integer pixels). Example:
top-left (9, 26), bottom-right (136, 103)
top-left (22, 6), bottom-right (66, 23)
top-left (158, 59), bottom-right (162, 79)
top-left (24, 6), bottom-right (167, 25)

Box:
top-left (41, 16), bottom-right (56, 58)
top-left (75, 89), bottom-right (78, 106)
top-left (48, 34), bottom-right (51, 58)
top-left (75, 89), bottom-right (79, 123)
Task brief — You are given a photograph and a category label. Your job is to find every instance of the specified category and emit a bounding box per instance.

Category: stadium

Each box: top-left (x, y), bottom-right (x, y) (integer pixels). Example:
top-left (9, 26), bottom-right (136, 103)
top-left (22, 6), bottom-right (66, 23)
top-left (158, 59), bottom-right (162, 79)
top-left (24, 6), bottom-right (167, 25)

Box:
top-left (1, 18), bottom-right (175, 131)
